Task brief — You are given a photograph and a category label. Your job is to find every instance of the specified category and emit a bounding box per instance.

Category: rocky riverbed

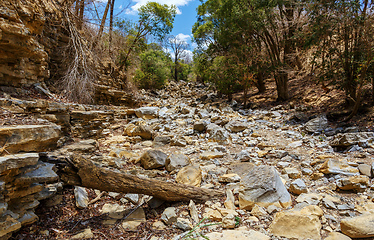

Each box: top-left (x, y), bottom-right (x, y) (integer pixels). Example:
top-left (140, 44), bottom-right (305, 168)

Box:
top-left (2, 80), bottom-right (374, 239)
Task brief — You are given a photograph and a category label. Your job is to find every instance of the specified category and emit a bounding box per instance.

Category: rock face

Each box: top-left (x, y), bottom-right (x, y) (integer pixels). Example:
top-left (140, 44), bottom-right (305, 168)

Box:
top-left (0, 0), bottom-right (62, 87)
top-left (341, 214), bottom-right (374, 238)
top-left (0, 153), bottom-right (59, 239)
top-left (239, 165), bottom-right (291, 210)
top-left (0, 125), bottom-right (61, 155)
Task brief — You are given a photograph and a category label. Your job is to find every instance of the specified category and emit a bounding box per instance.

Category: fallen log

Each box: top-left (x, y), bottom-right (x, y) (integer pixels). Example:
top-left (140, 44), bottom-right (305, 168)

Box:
top-left (49, 155), bottom-right (224, 202)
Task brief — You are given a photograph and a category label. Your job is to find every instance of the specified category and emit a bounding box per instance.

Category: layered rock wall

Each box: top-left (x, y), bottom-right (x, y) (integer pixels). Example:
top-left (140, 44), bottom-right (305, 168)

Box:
top-left (0, 0), bottom-right (63, 87)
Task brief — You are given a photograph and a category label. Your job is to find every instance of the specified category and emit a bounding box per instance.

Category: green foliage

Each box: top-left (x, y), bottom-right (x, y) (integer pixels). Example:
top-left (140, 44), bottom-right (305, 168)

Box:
top-left (177, 61), bottom-right (193, 81)
top-left (181, 217), bottom-right (221, 240)
top-left (134, 48), bottom-right (171, 89)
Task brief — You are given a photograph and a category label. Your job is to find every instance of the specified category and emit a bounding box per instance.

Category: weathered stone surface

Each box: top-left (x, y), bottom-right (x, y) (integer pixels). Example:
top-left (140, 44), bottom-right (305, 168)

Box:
top-left (239, 165), bottom-right (291, 210)
top-left (289, 179), bottom-right (308, 195)
top-left (0, 125), bottom-right (61, 154)
top-left (74, 186), bottom-right (88, 209)
top-left (15, 162), bottom-right (58, 185)
top-left (200, 151), bottom-right (225, 160)
top-left (325, 232), bottom-right (352, 240)
top-left (71, 228), bottom-right (94, 239)
top-left (135, 107), bottom-right (159, 119)
top-left (203, 208), bottom-right (222, 221)
top-left (336, 175), bottom-right (369, 191)
top-left (205, 229), bottom-right (270, 240)
top-left (193, 121), bottom-right (208, 132)
top-left (304, 116), bottom-right (328, 133)
top-left (269, 206), bottom-right (322, 240)
top-left (140, 150), bottom-right (167, 170)
top-left (165, 153), bottom-right (190, 172)
top-left (0, 153), bottom-right (38, 173)
top-left (176, 218), bottom-right (192, 231)
top-left (225, 120), bottom-right (248, 133)
top-left (319, 159), bottom-right (359, 175)
top-left (122, 208), bottom-right (146, 230)
top-left (341, 214), bottom-right (374, 238)
top-left (206, 123), bottom-right (229, 142)
top-left (358, 164), bottom-right (373, 178)
top-left (222, 213), bottom-right (236, 229)
top-left (330, 132), bottom-right (374, 148)
top-left (0, 215), bottom-right (21, 238)
top-left (219, 173), bottom-right (241, 183)
top-left (161, 207), bottom-right (177, 225)
top-left (176, 166), bottom-right (202, 187)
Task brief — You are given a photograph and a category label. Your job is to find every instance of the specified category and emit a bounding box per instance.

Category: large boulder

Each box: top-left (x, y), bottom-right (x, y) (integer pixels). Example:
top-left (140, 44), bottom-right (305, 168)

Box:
top-left (239, 165), bottom-right (291, 210)
top-left (341, 214), bottom-right (374, 238)
top-left (0, 125), bottom-right (61, 154)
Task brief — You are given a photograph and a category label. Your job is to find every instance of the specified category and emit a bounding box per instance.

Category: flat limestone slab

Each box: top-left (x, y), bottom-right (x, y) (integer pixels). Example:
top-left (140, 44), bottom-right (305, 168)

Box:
top-left (0, 153), bottom-right (39, 173)
top-left (0, 125), bottom-right (61, 154)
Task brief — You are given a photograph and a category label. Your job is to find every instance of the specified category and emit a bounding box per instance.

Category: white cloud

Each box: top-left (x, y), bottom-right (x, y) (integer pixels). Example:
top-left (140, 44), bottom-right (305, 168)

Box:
top-left (176, 33), bottom-right (191, 42)
top-left (119, 5), bottom-right (123, 9)
top-left (126, 0), bottom-right (193, 15)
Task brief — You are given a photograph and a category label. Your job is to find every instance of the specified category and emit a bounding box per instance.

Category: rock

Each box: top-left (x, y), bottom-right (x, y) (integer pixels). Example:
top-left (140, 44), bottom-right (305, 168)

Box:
top-left (341, 214), bottom-right (374, 238)
top-left (126, 124), bottom-right (153, 140)
top-left (239, 165), bottom-right (292, 210)
top-left (269, 206), bottom-right (322, 240)
top-left (176, 218), bottom-right (192, 231)
top-left (205, 229), bottom-right (270, 240)
top-left (170, 137), bottom-right (187, 147)
top-left (296, 193), bottom-right (323, 205)
top-left (15, 162), bottom-right (58, 185)
top-left (219, 173), bottom-right (241, 183)
top-left (176, 166), bottom-right (202, 187)
top-left (325, 232), bottom-right (352, 240)
top-left (0, 215), bottom-right (21, 239)
top-left (225, 120), bottom-right (248, 133)
top-left (250, 205), bottom-right (268, 218)
top-left (236, 150), bottom-right (251, 162)
top-left (204, 208), bottom-right (222, 221)
top-left (71, 228), bottom-right (94, 239)
top-left (101, 203), bottom-right (126, 220)
top-left (197, 109), bottom-right (210, 119)
top-left (193, 121), bottom-right (208, 132)
top-left (287, 140), bottom-right (303, 148)
top-left (330, 132), bottom-right (374, 148)
top-left (152, 221), bottom-right (166, 230)
top-left (154, 136), bottom-right (171, 145)
top-left (336, 175), bottom-right (369, 191)
top-left (124, 193), bottom-right (139, 204)
top-left (222, 213), bottom-right (236, 229)
top-left (282, 167), bottom-right (300, 179)
top-left (289, 179), bottom-right (308, 195)
top-left (74, 186), bottom-right (89, 209)
top-left (358, 164), bottom-right (373, 177)
top-left (161, 207), bottom-right (177, 225)
top-left (200, 151), bottom-right (225, 160)
top-left (0, 153), bottom-right (39, 173)
top-left (189, 200), bottom-right (199, 223)
top-left (165, 153), bottom-right (190, 172)
top-left (206, 123), bottom-right (229, 142)
top-left (140, 150), bottom-right (167, 170)
top-left (304, 116), bottom-right (328, 133)
top-left (224, 189), bottom-right (235, 210)
top-left (0, 125), bottom-right (61, 154)
top-left (319, 159), bottom-right (359, 175)
top-left (135, 107), bottom-right (159, 119)
top-left (122, 207), bottom-right (146, 230)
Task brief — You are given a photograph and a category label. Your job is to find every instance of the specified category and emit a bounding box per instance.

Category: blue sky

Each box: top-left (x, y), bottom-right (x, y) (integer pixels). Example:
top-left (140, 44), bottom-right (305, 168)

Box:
top-left (95, 0), bottom-right (201, 54)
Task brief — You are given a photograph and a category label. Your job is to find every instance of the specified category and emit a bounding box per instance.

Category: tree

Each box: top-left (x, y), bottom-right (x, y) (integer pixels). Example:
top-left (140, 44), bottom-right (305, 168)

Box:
top-left (134, 45), bottom-right (172, 89)
top-left (168, 35), bottom-right (190, 81)
top-left (117, 2), bottom-right (177, 71)
top-left (193, 0), bottom-right (305, 101)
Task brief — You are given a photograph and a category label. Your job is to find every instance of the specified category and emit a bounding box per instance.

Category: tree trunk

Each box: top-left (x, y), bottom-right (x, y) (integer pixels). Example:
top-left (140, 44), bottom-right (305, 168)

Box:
top-left (275, 71), bottom-right (289, 101)
top-left (91, 0), bottom-right (111, 49)
top-left (109, 0), bottom-right (115, 55)
top-left (77, 0), bottom-right (85, 30)
top-left (174, 53), bottom-right (178, 81)
top-left (255, 70), bottom-right (266, 93)
top-left (53, 156), bottom-right (224, 202)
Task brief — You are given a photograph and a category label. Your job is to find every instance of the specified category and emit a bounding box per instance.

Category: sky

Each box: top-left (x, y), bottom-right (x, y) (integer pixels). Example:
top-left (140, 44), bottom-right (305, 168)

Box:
top-left (95, 0), bottom-right (201, 57)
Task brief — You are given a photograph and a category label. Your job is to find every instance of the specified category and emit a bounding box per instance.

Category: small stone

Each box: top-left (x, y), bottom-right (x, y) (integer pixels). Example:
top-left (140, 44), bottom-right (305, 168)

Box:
top-left (224, 189), bottom-right (235, 210)
top-left (282, 167), bottom-right (301, 179)
top-left (124, 194), bottom-right (139, 204)
top-left (236, 150), bottom-right (251, 162)
top-left (319, 159), bottom-right (359, 175)
top-left (176, 165), bottom-right (202, 187)
top-left (140, 150), bottom-right (167, 170)
top-left (225, 120), bottom-right (248, 133)
top-left (189, 200), bottom-right (199, 223)
top-left (200, 151), bottom-right (225, 160)
top-left (219, 173), bottom-right (241, 183)
top-left (152, 221), bottom-right (166, 230)
top-left (135, 107), bottom-right (159, 119)
top-left (358, 164), bottom-right (373, 177)
top-left (71, 228), bottom-right (94, 239)
top-left (322, 198), bottom-right (337, 209)
top-left (176, 218), bottom-right (192, 231)
top-left (204, 208), bottom-right (222, 221)
top-left (222, 213), bottom-right (236, 229)
top-left (193, 121), bottom-right (208, 132)
top-left (251, 205), bottom-right (268, 218)
top-left (165, 153), bottom-right (190, 172)
top-left (336, 175), bottom-right (369, 191)
top-left (74, 186), bottom-right (88, 209)
top-left (289, 179), bottom-right (308, 195)
top-left (205, 229), bottom-right (270, 240)
top-left (161, 207), bottom-right (177, 225)
top-left (122, 208), bottom-right (146, 230)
